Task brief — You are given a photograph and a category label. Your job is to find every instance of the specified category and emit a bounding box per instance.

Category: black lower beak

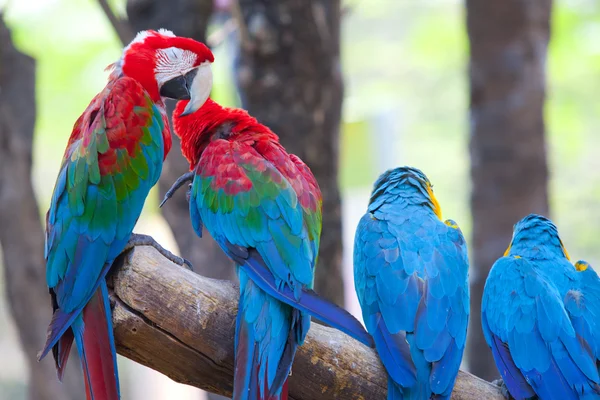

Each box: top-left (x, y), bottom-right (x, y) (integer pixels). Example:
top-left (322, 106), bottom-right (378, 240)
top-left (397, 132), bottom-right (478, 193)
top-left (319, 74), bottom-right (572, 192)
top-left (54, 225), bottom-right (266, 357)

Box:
top-left (159, 76), bottom-right (189, 100)
top-left (159, 69), bottom-right (198, 100)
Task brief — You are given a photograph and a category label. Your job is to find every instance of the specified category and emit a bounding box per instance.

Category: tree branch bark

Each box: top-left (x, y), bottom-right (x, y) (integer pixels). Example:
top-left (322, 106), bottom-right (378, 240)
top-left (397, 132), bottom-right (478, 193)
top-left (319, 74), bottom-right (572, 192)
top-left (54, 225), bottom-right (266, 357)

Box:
top-left (110, 245), bottom-right (504, 400)
top-left (0, 14), bottom-right (84, 400)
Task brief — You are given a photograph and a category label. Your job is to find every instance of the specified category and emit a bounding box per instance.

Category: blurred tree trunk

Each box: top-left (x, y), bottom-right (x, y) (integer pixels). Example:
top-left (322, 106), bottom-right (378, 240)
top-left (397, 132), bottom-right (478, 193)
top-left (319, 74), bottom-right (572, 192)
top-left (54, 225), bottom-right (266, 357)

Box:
top-left (125, 0), bottom-right (234, 280)
top-left (466, 0), bottom-right (551, 380)
top-left (234, 0), bottom-right (345, 306)
top-left (0, 15), bottom-right (84, 400)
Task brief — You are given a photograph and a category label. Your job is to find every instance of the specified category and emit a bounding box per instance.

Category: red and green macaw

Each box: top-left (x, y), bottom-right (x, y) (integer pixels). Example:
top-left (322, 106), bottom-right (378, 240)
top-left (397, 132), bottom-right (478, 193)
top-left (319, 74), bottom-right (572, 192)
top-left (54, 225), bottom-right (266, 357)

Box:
top-left (353, 167), bottom-right (470, 400)
top-left (38, 29), bottom-right (214, 400)
top-left (161, 96), bottom-right (372, 400)
top-left (482, 214), bottom-right (600, 399)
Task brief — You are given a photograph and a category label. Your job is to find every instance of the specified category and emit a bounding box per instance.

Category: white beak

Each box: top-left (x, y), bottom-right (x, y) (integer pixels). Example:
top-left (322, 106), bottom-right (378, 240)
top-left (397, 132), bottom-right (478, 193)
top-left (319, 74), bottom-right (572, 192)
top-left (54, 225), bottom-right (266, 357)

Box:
top-left (180, 61), bottom-right (213, 116)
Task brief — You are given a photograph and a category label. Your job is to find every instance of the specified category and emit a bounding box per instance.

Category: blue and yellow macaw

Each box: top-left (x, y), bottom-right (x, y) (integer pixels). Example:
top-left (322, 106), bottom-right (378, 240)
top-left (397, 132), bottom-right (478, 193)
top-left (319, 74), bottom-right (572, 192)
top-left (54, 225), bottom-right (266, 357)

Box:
top-left (353, 167), bottom-right (470, 400)
top-left (482, 214), bottom-right (600, 400)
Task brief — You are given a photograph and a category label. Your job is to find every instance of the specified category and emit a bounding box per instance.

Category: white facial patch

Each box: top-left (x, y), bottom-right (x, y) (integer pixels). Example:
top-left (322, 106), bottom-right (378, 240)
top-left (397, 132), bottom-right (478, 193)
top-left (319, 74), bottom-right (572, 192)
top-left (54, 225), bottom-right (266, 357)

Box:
top-left (115, 29), bottom-right (178, 76)
top-left (154, 47), bottom-right (199, 86)
top-left (157, 28), bottom-right (175, 37)
top-left (125, 29), bottom-right (175, 52)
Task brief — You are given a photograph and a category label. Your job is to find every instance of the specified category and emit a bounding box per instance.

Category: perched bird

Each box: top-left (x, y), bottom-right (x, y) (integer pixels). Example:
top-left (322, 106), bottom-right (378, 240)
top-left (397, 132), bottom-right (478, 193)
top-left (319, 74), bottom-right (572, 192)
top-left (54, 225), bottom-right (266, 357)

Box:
top-left (162, 96), bottom-right (372, 400)
top-left (482, 214), bottom-right (600, 400)
top-left (38, 29), bottom-right (214, 399)
top-left (353, 167), bottom-right (470, 400)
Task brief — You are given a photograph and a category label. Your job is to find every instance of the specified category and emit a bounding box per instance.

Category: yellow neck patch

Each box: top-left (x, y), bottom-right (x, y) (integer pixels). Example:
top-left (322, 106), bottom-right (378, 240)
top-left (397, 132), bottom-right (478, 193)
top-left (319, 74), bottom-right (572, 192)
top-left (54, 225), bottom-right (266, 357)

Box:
top-left (560, 239), bottom-right (571, 261)
top-left (444, 220), bottom-right (458, 229)
top-left (575, 261), bottom-right (588, 272)
top-left (503, 243), bottom-right (512, 257)
top-left (426, 183), bottom-right (443, 220)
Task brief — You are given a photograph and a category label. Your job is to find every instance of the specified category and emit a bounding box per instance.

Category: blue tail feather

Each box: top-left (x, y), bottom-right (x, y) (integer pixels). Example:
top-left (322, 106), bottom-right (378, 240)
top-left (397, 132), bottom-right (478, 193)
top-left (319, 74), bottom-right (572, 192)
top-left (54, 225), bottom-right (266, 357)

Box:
top-left (235, 279), bottom-right (293, 400)
top-left (387, 379), bottom-right (404, 400)
top-left (99, 280), bottom-right (120, 391)
top-left (39, 306), bottom-right (80, 361)
top-left (227, 244), bottom-right (373, 347)
top-left (39, 261), bottom-right (113, 361)
top-left (72, 314), bottom-right (92, 396)
top-left (489, 334), bottom-right (536, 400)
top-left (369, 313), bottom-right (416, 388)
top-left (234, 311), bottom-right (259, 400)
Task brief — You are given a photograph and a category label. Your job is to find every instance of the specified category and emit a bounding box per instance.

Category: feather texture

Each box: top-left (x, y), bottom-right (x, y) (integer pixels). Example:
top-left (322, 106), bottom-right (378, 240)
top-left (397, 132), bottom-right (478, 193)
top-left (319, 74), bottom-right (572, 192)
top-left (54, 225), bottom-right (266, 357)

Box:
top-left (353, 167), bottom-right (469, 400)
top-left (174, 98), bottom-right (370, 400)
top-left (482, 214), bottom-right (600, 400)
top-left (188, 104), bottom-right (315, 399)
top-left (40, 76), bottom-right (170, 400)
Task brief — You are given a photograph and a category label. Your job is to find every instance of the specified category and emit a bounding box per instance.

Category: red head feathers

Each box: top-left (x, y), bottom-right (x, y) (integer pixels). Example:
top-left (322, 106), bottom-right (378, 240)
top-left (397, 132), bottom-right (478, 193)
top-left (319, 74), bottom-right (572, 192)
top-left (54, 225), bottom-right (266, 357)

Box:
top-left (110, 29), bottom-right (215, 102)
top-left (173, 98), bottom-right (277, 169)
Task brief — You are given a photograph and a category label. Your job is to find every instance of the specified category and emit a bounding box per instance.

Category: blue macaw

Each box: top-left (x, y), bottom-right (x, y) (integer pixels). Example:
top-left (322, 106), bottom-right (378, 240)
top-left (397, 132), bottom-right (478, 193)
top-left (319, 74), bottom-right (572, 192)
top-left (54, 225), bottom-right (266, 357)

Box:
top-left (482, 214), bottom-right (600, 400)
top-left (353, 167), bottom-right (470, 400)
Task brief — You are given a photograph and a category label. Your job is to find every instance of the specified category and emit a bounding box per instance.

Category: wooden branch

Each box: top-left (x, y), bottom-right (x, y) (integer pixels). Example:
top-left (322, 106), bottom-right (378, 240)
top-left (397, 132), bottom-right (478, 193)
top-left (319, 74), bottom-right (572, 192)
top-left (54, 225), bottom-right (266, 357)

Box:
top-left (110, 245), bottom-right (504, 400)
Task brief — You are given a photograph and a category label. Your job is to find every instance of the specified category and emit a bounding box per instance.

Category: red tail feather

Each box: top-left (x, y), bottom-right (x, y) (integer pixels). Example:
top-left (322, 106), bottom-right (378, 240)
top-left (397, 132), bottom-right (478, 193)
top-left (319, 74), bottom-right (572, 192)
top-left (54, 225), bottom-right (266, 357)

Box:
top-left (279, 380), bottom-right (289, 400)
top-left (55, 330), bottom-right (74, 381)
top-left (79, 287), bottom-right (119, 400)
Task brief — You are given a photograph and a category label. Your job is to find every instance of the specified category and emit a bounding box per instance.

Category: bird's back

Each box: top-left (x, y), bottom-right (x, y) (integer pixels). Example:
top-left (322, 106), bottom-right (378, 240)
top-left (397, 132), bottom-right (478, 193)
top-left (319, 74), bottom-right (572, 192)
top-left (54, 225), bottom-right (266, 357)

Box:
top-left (354, 201), bottom-right (469, 400)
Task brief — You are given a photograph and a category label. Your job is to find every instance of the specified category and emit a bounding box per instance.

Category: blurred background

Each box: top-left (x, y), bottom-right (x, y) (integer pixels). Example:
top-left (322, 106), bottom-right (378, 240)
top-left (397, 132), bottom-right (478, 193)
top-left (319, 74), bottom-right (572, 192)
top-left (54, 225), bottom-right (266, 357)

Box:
top-left (0, 0), bottom-right (598, 399)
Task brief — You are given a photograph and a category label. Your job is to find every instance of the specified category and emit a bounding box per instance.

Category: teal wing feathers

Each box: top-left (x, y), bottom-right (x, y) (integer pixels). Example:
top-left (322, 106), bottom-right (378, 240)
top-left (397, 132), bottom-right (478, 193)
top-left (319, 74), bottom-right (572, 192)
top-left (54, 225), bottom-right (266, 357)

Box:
top-left (42, 76), bottom-right (167, 356)
top-left (190, 138), bottom-right (319, 293)
top-left (189, 138), bottom-right (320, 398)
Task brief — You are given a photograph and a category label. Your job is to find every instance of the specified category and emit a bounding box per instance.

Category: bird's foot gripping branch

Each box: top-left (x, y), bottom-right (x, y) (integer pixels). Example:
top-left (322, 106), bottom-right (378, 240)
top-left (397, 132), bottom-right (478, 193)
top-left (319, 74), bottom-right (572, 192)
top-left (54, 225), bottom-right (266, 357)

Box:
top-left (109, 242), bottom-right (505, 400)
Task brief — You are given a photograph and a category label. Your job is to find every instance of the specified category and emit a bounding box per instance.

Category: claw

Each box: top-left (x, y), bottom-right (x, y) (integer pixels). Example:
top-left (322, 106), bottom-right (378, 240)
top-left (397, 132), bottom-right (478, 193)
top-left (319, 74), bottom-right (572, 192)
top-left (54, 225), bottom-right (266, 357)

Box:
top-left (125, 233), bottom-right (193, 270)
top-left (160, 171), bottom-right (195, 208)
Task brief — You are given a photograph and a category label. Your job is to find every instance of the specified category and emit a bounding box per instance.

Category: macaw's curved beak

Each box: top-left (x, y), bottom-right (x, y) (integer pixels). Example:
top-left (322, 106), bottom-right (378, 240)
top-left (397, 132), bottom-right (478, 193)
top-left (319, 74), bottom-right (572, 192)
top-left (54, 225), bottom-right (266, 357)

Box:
top-left (179, 61), bottom-right (213, 116)
top-left (159, 62), bottom-right (213, 117)
top-left (160, 70), bottom-right (195, 100)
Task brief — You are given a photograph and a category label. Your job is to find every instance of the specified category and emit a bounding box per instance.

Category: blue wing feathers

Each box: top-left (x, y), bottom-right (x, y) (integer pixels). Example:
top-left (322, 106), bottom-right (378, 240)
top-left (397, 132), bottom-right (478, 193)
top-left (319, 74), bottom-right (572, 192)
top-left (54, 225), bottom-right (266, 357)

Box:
top-left (483, 256), bottom-right (600, 399)
top-left (39, 259), bottom-right (113, 360)
top-left (354, 206), bottom-right (469, 400)
top-left (369, 313), bottom-right (417, 388)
